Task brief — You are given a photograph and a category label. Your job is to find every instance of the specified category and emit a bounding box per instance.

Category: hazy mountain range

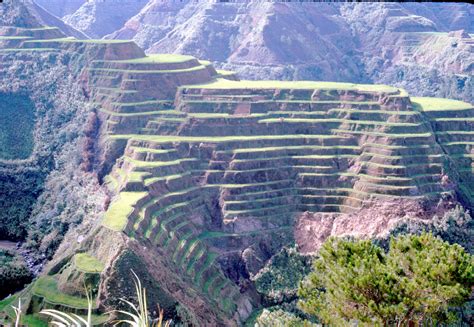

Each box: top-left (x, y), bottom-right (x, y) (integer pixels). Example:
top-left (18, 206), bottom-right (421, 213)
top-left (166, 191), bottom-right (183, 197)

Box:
top-left (34, 0), bottom-right (473, 101)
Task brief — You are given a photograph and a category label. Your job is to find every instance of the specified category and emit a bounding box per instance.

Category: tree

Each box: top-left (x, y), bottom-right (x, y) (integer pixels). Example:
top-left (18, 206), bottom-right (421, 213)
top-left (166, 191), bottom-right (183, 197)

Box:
top-left (298, 234), bottom-right (474, 326)
top-left (253, 246), bottom-right (312, 304)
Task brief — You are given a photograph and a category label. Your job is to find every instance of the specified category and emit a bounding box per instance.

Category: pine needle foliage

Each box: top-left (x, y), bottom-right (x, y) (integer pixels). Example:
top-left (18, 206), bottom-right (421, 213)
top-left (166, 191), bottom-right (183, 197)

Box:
top-left (298, 233), bottom-right (474, 326)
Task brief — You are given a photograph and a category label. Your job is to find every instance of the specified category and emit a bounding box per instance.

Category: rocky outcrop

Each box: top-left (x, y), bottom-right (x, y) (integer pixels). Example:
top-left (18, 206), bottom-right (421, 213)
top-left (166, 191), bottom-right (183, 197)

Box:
top-left (106, 0), bottom-right (365, 84)
top-left (294, 196), bottom-right (458, 253)
top-left (340, 3), bottom-right (473, 102)
top-left (63, 0), bottom-right (149, 38)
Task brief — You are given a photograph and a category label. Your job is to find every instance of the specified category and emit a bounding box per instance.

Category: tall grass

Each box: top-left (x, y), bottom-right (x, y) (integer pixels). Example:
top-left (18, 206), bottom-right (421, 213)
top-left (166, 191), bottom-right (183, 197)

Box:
top-left (36, 270), bottom-right (170, 327)
top-left (40, 286), bottom-right (93, 327)
top-left (111, 270), bottom-right (170, 327)
top-left (11, 298), bottom-right (22, 327)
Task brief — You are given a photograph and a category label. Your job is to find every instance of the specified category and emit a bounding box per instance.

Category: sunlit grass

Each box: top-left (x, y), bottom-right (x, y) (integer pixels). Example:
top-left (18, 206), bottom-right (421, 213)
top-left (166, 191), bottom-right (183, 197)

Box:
top-left (412, 97), bottom-right (473, 111)
top-left (182, 78), bottom-right (399, 93)
top-left (102, 192), bottom-right (148, 231)
top-left (74, 253), bottom-right (105, 274)
top-left (104, 54), bottom-right (196, 64)
top-left (32, 276), bottom-right (93, 309)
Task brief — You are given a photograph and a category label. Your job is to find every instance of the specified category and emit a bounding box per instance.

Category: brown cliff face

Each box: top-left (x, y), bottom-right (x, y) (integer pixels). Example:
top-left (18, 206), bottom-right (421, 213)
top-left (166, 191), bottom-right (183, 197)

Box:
top-left (294, 197), bottom-right (459, 254)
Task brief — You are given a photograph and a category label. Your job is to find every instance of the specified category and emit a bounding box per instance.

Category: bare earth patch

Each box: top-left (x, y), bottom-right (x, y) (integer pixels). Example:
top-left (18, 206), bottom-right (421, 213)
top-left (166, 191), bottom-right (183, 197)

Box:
top-left (294, 197), bottom-right (457, 254)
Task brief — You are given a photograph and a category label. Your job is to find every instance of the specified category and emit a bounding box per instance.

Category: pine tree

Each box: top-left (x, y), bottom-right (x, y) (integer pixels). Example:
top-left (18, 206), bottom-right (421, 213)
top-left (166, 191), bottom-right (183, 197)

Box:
top-left (298, 233), bottom-right (474, 326)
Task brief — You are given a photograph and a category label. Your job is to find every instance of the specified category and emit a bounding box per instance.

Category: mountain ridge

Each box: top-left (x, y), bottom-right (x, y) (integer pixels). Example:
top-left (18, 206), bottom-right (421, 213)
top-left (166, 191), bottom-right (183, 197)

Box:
top-left (0, 1), bottom-right (472, 325)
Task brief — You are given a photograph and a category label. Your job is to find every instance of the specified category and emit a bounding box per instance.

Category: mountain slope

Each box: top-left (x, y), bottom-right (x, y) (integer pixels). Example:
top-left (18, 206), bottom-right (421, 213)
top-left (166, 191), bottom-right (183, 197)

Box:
top-left (0, 0), bottom-right (88, 38)
top-left (51, 1), bottom-right (472, 101)
top-left (63, 0), bottom-right (149, 38)
top-left (104, 1), bottom-right (474, 102)
top-left (34, 0), bottom-right (85, 18)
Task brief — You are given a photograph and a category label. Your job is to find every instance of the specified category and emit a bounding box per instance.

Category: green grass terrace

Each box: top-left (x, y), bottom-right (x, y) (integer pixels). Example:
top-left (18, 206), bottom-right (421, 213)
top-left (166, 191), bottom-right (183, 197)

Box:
top-left (181, 78), bottom-right (401, 93)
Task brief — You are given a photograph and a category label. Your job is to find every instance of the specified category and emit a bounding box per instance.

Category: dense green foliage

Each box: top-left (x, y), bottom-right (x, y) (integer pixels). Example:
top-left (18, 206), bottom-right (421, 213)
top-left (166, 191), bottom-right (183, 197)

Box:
top-left (298, 234), bottom-right (474, 326)
top-left (0, 250), bottom-right (32, 299)
top-left (255, 308), bottom-right (317, 327)
top-left (0, 92), bottom-right (35, 160)
top-left (0, 49), bottom-right (107, 265)
top-left (253, 247), bottom-right (312, 304)
top-left (387, 205), bottom-right (473, 253)
top-left (0, 171), bottom-right (43, 240)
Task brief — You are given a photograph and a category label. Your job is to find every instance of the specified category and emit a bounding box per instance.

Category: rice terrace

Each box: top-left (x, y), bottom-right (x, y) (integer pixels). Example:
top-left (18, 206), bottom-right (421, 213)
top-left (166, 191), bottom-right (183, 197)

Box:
top-left (0, 1), bottom-right (472, 326)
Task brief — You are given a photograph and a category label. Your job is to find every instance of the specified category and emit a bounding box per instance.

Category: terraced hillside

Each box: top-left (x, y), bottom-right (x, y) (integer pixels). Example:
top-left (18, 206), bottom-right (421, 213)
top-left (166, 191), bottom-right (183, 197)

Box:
top-left (100, 77), bottom-right (473, 260)
top-left (413, 97), bottom-right (474, 207)
top-left (0, 15), bottom-right (473, 326)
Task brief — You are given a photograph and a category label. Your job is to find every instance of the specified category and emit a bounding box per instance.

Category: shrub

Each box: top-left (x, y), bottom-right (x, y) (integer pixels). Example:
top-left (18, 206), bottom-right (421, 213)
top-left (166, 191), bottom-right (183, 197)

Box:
top-left (386, 205), bottom-right (473, 253)
top-left (255, 308), bottom-right (317, 327)
top-left (298, 233), bottom-right (474, 326)
top-left (252, 246), bottom-right (312, 304)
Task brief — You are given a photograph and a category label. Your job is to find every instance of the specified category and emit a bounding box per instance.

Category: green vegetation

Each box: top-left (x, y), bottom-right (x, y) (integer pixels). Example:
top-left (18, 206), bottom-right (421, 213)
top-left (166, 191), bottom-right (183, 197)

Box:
top-left (111, 100), bottom-right (173, 107)
top-left (24, 37), bottom-right (131, 44)
top-left (18, 26), bottom-right (58, 31)
top-left (144, 173), bottom-right (187, 187)
top-left (88, 65), bottom-right (206, 74)
top-left (387, 205), bottom-right (474, 253)
top-left (331, 128), bottom-right (432, 138)
top-left (0, 36), bottom-right (32, 40)
top-left (104, 53), bottom-right (196, 64)
top-left (111, 134), bottom-right (343, 143)
top-left (40, 286), bottom-right (93, 327)
top-left (74, 253), bottom-right (105, 273)
top-left (99, 108), bottom-right (173, 117)
top-left (32, 276), bottom-right (92, 309)
top-left (4, 21), bottom-right (471, 324)
top-left (0, 92), bottom-right (35, 160)
top-left (21, 314), bottom-right (48, 327)
top-left (131, 147), bottom-right (176, 154)
top-left (128, 172), bottom-right (152, 183)
top-left (0, 293), bottom-right (18, 312)
top-left (227, 144), bottom-right (360, 154)
top-left (112, 271), bottom-right (170, 327)
top-left (259, 118), bottom-right (420, 127)
top-left (255, 309), bottom-right (318, 327)
top-left (125, 157), bottom-right (196, 168)
top-left (253, 247), bottom-right (311, 303)
top-left (34, 270), bottom-right (169, 327)
top-left (216, 69), bottom-right (236, 76)
top-left (102, 192), bottom-right (148, 231)
top-left (0, 250), bottom-right (33, 299)
top-left (298, 234), bottom-right (474, 326)
top-left (412, 97), bottom-right (473, 111)
top-left (183, 78), bottom-right (399, 93)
